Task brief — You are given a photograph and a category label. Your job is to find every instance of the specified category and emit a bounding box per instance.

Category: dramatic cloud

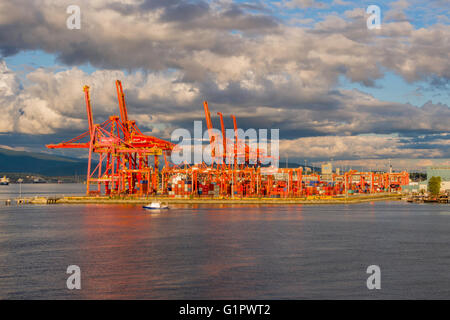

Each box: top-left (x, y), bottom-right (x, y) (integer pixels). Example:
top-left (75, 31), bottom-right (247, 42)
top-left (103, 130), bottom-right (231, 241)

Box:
top-left (280, 134), bottom-right (450, 160)
top-left (0, 0), bottom-right (448, 165)
top-left (1, 62), bottom-right (449, 162)
top-left (1, 0), bottom-right (448, 82)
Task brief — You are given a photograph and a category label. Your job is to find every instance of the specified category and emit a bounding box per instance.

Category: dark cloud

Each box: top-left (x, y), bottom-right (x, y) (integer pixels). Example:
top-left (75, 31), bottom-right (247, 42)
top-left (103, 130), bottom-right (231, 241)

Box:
top-left (0, 0), bottom-right (449, 163)
top-left (160, 1), bottom-right (209, 22)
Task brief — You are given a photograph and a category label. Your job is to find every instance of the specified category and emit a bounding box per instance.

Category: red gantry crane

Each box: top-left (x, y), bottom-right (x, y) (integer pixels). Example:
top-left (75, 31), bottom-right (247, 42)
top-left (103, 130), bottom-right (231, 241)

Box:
top-left (47, 84), bottom-right (409, 199)
top-left (47, 80), bottom-right (174, 196)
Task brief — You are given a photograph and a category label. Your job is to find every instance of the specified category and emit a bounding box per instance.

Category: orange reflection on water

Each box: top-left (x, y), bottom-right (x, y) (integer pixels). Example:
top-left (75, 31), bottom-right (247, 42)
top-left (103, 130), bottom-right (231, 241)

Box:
top-left (72, 203), bottom-right (305, 299)
top-left (77, 204), bottom-right (164, 299)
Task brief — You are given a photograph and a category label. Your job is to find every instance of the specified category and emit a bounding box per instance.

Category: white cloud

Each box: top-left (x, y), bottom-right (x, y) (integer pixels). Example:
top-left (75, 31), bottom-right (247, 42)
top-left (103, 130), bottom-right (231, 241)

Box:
top-left (0, 0), bottom-right (449, 164)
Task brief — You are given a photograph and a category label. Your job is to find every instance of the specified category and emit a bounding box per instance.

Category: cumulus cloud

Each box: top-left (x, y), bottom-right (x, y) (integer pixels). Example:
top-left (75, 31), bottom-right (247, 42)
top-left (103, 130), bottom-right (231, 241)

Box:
top-left (1, 61), bottom-right (449, 161)
top-left (1, 0), bottom-right (449, 83)
top-left (280, 134), bottom-right (450, 161)
top-left (0, 0), bottom-right (449, 163)
top-left (283, 0), bottom-right (328, 9)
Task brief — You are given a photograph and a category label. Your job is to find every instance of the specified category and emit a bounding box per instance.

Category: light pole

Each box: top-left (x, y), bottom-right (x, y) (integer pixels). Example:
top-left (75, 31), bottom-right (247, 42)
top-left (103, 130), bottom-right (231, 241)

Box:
top-left (18, 178), bottom-right (23, 198)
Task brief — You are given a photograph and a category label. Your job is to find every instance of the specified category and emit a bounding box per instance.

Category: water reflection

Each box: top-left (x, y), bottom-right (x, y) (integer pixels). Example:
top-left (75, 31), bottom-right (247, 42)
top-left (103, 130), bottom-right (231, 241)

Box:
top-left (0, 201), bottom-right (448, 299)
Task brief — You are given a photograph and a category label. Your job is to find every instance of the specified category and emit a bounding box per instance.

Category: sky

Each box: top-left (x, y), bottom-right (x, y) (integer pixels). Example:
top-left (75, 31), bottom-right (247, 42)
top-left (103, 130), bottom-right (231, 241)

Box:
top-left (0, 0), bottom-right (449, 171)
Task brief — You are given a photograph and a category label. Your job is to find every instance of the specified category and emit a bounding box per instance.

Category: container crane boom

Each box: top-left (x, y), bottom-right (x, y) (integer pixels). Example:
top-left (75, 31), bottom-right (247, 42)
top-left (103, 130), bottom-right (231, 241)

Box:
top-left (84, 85), bottom-right (94, 137)
top-left (217, 112), bottom-right (227, 166)
top-left (115, 80), bottom-right (130, 140)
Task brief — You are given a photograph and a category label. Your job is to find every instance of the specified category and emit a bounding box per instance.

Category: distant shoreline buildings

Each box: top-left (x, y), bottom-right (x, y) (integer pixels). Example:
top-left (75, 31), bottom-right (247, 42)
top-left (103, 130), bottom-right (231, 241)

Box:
top-left (403, 166), bottom-right (450, 193)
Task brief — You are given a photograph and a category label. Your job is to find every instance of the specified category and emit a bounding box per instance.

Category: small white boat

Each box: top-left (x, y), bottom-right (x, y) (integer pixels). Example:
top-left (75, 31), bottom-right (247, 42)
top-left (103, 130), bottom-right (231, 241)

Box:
top-left (143, 202), bottom-right (169, 210)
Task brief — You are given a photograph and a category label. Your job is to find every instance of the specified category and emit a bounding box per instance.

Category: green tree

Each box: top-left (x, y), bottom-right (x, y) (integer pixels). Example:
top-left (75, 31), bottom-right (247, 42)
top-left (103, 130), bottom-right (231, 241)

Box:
top-left (428, 176), bottom-right (442, 196)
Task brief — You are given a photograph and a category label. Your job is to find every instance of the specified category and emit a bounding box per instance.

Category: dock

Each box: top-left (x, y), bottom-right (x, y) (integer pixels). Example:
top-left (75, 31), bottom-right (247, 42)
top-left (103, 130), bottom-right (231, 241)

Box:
top-left (5, 196), bottom-right (61, 205)
top-left (39, 193), bottom-right (403, 205)
top-left (405, 194), bottom-right (449, 204)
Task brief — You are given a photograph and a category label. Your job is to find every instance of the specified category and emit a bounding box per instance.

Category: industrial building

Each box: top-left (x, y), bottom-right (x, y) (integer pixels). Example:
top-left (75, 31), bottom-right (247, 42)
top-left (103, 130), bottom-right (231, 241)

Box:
top-left (402, 166), bottom-right (450, 193)
top-left (321, 162), bottom-right (333, 182)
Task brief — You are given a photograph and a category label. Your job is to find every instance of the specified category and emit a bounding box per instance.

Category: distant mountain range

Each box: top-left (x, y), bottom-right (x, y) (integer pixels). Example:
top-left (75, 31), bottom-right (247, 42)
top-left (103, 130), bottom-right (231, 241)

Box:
top-left (0, 147), bottom-right (87, 176)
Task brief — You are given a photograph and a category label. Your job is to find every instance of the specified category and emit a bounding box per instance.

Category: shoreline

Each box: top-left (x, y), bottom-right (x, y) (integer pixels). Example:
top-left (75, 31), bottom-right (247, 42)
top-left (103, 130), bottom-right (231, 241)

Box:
top-left (52, 193), bottom-right (402, 205)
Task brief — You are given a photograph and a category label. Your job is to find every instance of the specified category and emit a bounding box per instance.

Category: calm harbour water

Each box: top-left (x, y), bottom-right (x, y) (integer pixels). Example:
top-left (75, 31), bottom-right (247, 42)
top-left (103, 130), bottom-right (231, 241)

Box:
top-left (0, 184), bottom-right (449, 299)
